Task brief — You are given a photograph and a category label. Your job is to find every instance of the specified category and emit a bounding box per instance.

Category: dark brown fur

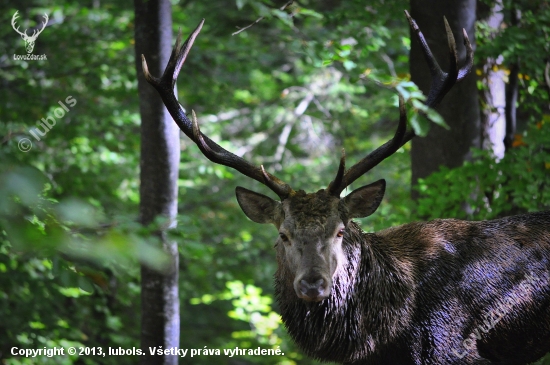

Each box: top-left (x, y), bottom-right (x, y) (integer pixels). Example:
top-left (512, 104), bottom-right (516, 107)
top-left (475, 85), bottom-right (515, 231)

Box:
top-left (275, 211), bottom-right (550, 364)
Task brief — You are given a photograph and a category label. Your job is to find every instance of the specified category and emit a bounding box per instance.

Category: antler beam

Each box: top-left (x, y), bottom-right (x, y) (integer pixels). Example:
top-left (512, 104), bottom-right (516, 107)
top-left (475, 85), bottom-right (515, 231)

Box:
top-left (143, 13), bottom-right (473, 201)
top-left (328, 11), bottom-right (474, 196)
top-left (141, 20), bottom-right (294, 200)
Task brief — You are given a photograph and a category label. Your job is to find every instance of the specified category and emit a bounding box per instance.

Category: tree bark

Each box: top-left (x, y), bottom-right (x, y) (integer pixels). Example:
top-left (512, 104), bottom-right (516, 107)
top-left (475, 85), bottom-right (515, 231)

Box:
top-left (134, 1), bottom-right (180, 365)
top-left (478, 0), bottom-right (506, 159)
top-left (410, 0), bottom-right (480, 193)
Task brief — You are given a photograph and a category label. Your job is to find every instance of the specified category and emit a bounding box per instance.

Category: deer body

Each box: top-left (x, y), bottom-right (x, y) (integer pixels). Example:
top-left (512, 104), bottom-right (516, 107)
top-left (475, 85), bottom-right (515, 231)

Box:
top-left (142, 11), bottom-right (550, 365)
top-left (274, 208), bottom-right (550, 364)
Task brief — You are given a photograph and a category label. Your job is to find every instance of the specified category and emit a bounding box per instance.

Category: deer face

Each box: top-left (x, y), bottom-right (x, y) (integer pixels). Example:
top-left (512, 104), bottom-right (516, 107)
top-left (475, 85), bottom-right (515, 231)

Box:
top-left (236, 180), bottom-right (386, 302)
top-left (22, 36), bottom-right (37, 54)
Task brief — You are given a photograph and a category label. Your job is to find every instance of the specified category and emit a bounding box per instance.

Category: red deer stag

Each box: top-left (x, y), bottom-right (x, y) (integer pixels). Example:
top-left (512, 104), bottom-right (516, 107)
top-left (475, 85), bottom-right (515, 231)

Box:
top-left (141, 12), bottom-right (550, 365)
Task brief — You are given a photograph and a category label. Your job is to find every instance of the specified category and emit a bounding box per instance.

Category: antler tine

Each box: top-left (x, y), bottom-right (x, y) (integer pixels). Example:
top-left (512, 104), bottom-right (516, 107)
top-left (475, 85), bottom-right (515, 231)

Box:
top-left (142, 20), bottom-right (204, 87)
top-left (141, 19), bottom-right (294, 200)
top-left (405, 10), bottom-right (473, 107)
top-left (457, 28), bottom-right (474, 81)
top-left (327, 149), bottom-right (346, 195)
top-left (261, 165), bottom-right (294, 199)
top-left (11, 11), bottom-right (26, 37)
top-left (32, 13), bottom-right (49, 38)
top-left (405, 11), bottom-right (439, 81)
top-left (328, 95), bottom-right (408, 196)
top-left (328, 13), bottom-right (474, 196)
top-left (190, 109), bottom-right (214, 155)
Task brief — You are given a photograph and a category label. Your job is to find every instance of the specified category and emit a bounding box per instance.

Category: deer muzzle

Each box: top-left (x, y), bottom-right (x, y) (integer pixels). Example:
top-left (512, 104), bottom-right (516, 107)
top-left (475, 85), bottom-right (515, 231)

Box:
top-left (295, 273), bottom-right (330, 302)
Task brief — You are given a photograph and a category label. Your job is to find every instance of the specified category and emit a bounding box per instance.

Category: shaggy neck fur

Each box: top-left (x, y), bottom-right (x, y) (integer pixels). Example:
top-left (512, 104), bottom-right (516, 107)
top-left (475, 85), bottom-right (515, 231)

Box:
top-left (274, 221), bottom-right (416, 364)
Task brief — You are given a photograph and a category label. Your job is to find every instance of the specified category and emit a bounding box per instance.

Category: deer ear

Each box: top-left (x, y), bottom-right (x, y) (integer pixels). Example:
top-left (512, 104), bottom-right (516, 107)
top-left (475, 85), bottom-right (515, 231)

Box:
top-left (340, 179), bottom-right (386, 219)
top-left (236, 187), bottom-right (282, 225)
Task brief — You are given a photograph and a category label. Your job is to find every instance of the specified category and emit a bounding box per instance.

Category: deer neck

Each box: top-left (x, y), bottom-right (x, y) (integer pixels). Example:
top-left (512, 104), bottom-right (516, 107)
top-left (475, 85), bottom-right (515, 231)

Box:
top-left (274, 221), bottom-right (415, 363)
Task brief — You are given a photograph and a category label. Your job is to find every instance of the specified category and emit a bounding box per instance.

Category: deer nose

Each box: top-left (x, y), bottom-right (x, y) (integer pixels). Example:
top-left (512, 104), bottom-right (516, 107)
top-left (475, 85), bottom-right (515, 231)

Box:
top-left (299, 277), bottom-right (327, 302)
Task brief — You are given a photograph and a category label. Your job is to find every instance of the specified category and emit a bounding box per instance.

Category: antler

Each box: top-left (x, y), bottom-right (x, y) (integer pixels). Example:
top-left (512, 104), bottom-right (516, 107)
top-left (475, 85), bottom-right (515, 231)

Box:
top-left (328, 11), bottom-right (474, 197)
top-left (141, 20), bottom-right (294, 200)
top-left (11, 11), bottom-right (48, 40)
top-left (11, 11), bottom-right (26, 37)
top-left (30, 13), bottom-right (49, 40)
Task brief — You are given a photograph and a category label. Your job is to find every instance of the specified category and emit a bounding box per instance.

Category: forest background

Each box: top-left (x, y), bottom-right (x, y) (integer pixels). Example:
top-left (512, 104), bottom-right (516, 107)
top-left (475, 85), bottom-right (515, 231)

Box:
top-left (1, 0), bottom-right (549, 364)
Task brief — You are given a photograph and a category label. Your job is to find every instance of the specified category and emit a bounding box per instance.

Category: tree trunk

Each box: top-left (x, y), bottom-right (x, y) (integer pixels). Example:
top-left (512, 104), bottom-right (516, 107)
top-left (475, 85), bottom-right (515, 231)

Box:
top-left (409, 0), bottom-right (480, 194)
top-left (478, 0), bottom-right (506, 159)
top-left (134, 1), bottom-right (180, 365)
top-left (504, 7), bottom-right (520, 151)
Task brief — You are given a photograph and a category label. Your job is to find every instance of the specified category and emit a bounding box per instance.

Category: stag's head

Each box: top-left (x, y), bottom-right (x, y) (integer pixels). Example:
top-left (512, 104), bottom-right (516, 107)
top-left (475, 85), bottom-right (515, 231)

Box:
top-left (141, 12), bottom-right (473, 302)
top-left (11, 11), bottom-right (48, 54)
top-left (236, 178), bottom-right (386, 301)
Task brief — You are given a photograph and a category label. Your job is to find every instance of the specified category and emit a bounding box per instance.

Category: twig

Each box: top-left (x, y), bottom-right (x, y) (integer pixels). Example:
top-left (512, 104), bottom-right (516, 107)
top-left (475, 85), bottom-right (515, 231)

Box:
top-left (381, 53), bottom-right (397, 78)
top-left (232, 16), bottom-right (266, 36)
top-left (232, 0), bottom-right (294, 36)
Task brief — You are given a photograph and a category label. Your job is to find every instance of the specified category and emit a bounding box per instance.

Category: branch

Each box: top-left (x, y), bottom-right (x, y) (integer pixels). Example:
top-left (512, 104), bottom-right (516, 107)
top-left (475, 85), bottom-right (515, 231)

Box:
top-left (232, 0), bottom-right (295, 36)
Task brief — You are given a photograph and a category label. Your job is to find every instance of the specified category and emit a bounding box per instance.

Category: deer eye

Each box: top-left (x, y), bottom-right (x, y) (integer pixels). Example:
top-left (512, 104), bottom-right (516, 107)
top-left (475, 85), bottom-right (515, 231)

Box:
top-left (336, 229), bottom-right (345, 238)
top-left (279, 232), bottom-right (289, 242)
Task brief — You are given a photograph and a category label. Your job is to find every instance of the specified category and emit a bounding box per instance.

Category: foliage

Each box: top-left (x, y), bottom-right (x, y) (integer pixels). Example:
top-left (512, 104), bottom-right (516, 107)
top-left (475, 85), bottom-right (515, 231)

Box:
top-left (415, 117), bottom-right (550, 220)
top-left (477, 0), bottom-right (550, 123)
top-left (0, 0), bottom-right (548, 364)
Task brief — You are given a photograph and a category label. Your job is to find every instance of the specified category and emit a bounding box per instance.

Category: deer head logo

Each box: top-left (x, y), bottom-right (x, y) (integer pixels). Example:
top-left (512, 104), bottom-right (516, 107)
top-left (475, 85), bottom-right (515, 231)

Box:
top-left (11, 11), bottom-right (48, 54)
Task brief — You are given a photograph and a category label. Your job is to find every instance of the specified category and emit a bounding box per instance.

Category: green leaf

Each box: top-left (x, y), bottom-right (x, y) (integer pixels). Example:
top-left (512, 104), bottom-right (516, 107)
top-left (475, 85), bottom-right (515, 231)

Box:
top-left (78, 276), bottom-right (95, 294)
top-left (409, 111), bottom-right (430, 137)
top-left (58, 287), bottom-right (92, 298)
top-left (236, 0), bottom-right (247, 10)
top-left (396, 84), bottom-right (410, 100)
top-left (343, 60), bottom-right (357, 70)
top-left (425, 107), bottom-right (449, 129)
top-left (271, 9), bottom-right (294, 27)
top-left (299, 8), bottom-right (323, 19)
